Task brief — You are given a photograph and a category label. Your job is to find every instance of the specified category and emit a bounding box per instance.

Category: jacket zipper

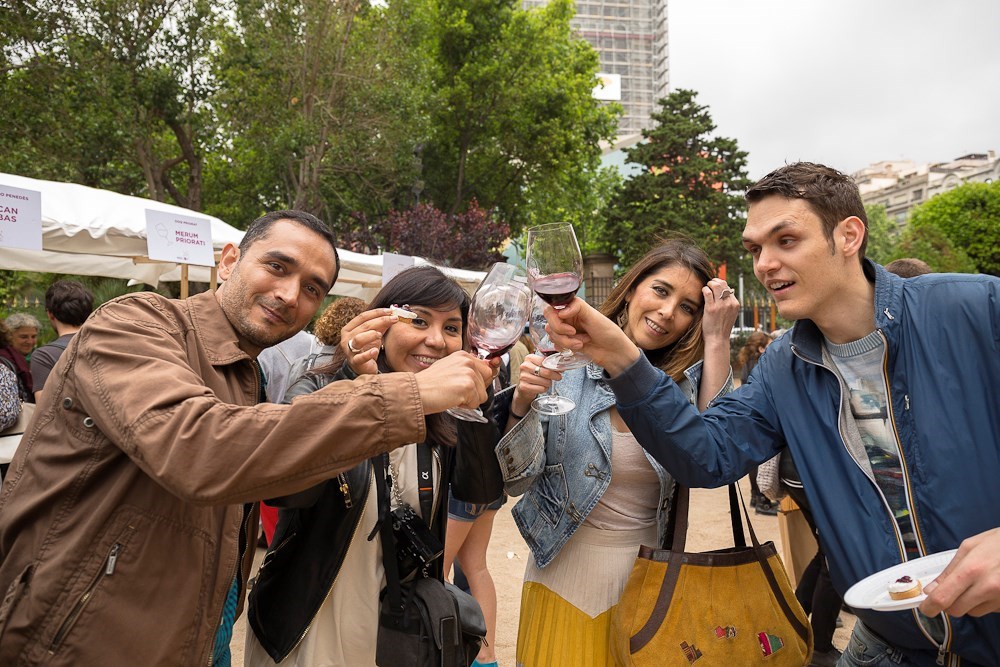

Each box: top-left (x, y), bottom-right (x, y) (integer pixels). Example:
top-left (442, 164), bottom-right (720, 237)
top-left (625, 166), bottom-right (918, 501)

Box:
top-left (792, 340), bottom-right (952, 658)
top-left (338, 473), bottom-right (353, 508)
top-left (285, 465), bottom-right (372, 657)
top-left (877, 330), bottom-right (953, 660)
top-left (49, 538), bottom-right (129, 652)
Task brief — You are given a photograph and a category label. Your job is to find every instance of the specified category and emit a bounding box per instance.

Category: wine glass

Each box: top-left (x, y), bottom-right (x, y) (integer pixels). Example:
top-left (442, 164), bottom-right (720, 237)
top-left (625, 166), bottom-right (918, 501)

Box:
top-left (525, 222), bottom-right (583, 310)
top-left (447, 263), bottom-right (532, 423)
top-left (527, 296), bottom-right (589, 415)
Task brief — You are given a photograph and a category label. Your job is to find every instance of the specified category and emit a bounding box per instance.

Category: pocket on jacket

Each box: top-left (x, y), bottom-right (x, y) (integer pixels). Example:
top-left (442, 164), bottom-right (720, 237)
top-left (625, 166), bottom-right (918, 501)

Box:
top-left (39, 507), bottom-right (215, 665)
top-left (0, 562), bottom-right (33, 639)
top-left (527, 463), bottom-right (568, 527)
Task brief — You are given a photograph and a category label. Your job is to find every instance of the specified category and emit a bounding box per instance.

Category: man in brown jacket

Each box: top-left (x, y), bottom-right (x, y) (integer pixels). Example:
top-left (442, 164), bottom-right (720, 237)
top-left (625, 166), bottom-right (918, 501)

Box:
top-left (0, 210), bottom-right (493, 666)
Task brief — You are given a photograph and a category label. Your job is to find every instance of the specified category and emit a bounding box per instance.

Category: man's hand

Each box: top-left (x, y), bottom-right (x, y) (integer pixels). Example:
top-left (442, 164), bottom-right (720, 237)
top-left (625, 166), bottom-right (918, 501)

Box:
top-left (920, 527), bottom-right (1000, 617)
top-left (546, 298), bottom-right (640, 376)
top-left (340, 308), bottom-right (397, 375)
top-left (413, 351), bottom-right (493, 415)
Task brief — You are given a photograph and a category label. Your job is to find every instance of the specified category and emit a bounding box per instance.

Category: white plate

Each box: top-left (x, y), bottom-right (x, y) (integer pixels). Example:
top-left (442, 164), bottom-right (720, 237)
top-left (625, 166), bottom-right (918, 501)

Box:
top-left (844, 549), bottom-right (957, 612)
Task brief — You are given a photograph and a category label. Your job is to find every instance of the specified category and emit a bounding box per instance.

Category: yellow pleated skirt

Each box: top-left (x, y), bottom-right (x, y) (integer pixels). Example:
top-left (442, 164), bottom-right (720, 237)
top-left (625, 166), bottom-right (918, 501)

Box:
top-left (516, 523), bottom-right (657, 667)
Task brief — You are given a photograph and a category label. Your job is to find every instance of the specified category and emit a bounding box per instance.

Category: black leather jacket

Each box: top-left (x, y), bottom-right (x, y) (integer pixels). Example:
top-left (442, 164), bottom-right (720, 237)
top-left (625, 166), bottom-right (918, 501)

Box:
top-left (247, 362), bottom-right (506, 662)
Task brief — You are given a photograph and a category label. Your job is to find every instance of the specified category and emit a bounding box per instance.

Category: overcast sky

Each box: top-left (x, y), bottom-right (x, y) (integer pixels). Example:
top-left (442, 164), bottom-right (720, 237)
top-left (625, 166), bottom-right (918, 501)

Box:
top-left (668, 0), bottom-right (1000, 179)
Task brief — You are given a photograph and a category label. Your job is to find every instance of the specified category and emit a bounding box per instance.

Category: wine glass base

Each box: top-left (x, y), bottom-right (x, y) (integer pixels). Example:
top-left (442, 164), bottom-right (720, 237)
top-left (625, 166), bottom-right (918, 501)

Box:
top-left (446, 406), bottom-right (489, 423)
top-left (531, 395), bottom-right (576, 416)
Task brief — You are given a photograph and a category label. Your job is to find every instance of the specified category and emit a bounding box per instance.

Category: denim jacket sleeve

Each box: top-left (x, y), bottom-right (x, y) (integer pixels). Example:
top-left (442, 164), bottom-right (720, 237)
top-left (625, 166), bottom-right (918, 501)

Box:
top-left (494, 408), bottom-right (547, 497)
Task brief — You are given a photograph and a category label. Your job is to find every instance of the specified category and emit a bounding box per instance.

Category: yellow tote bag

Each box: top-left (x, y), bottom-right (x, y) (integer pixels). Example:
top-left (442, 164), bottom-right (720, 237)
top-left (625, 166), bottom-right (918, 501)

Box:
top-left (611, 485), bottom-right (812, 666)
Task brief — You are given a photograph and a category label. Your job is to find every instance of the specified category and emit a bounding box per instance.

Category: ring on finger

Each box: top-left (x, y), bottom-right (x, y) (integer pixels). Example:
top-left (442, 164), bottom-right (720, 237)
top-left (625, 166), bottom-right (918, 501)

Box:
top-left (347, 338), bottom-right (360, 354)
top-left (532, 365), bottom-right (541, 376)
top-left (719, 288), bottom-right (734, 299)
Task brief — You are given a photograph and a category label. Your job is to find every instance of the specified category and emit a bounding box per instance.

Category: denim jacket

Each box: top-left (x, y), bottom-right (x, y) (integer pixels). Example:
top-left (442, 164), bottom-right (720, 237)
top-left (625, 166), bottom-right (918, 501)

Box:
top-left (496, 359), bottom-right (733, 568)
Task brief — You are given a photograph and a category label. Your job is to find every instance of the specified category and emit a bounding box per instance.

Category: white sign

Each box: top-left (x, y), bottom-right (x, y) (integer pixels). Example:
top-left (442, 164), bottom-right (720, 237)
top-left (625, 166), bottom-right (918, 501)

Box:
top-left (382, 252), bottom-right (415, 285)
top-left (145, 209), bottom-right (215, 267)
top-left (0, 185), bottom-right (42, 251)
top-left (593, 72), bottom-right (622, 101)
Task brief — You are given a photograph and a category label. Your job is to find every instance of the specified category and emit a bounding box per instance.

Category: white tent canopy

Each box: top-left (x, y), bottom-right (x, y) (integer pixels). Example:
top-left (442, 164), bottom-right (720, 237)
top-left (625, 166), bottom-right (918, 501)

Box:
top-left (0, 173), bottom-right (485, 300)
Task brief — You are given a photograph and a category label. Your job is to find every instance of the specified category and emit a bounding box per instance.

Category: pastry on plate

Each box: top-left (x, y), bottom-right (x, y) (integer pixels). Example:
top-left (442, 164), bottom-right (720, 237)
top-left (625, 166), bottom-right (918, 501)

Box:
top-left (888, 575), bottom-right (923, 600)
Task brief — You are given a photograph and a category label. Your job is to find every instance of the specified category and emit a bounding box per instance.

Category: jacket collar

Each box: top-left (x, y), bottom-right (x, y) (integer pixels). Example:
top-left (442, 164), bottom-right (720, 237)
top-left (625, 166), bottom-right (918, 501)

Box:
top-left (790, 259), bottom-right (901, 364)
top-left (186, 290), bottom-right (254, 366)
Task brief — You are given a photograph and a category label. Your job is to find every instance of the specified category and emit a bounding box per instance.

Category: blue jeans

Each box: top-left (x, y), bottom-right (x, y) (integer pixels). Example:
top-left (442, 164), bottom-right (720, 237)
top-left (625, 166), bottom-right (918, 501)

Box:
top-left (447, 492), bottom-right (504, 522)
top-left (839, 621), bottom-right (910, 666)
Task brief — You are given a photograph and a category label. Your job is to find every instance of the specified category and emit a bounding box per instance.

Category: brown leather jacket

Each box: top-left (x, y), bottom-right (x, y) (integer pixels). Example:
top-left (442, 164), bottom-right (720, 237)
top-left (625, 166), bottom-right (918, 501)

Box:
top-left (0, 291), bottom-right (426, 666)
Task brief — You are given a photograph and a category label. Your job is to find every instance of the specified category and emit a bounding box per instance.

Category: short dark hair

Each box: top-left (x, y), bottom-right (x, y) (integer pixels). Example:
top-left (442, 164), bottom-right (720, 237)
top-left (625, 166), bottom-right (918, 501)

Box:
top-left (884, 257), bottom-right (932, 278)
top-left (746, 162), bottom-right (868, 260)
top-left (239, 210), bottom-right (340, 285)
top-left (45, 280), bottom-right (94, 327)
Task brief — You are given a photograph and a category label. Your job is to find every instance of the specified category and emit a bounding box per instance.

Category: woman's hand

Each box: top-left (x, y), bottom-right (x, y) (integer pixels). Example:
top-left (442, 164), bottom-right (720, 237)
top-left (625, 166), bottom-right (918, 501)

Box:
top-left (701, 278), bottom-right (740, 345)
top-left (340, 308), bottom-right (397, 375)
top-left (509, 354), bottom-right (561, 418)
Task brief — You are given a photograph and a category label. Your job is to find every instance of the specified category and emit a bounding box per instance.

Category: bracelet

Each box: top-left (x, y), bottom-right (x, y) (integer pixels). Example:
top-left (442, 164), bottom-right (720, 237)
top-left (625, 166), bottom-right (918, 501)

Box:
top-left (509, 408), bottom-right (526, 420)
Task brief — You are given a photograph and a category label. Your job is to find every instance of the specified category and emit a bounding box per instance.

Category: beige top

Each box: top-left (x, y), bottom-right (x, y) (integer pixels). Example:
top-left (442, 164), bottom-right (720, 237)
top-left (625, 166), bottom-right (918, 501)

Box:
top-left (582, 427), bottom-right (660, 531)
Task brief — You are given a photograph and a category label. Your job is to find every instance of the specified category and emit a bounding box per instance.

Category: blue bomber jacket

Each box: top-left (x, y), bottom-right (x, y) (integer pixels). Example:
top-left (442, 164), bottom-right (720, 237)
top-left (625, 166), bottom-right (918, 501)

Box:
top-left (496, 360), bottom-right (732, 569)
top-left (608, 262), bottom-right (1000, 667)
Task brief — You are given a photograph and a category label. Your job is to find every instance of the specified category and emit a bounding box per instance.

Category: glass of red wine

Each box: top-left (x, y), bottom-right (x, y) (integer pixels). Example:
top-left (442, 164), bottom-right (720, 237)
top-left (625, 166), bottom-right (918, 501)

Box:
top-left (527, 296), bottom-right (589, 415)
top-left (525, 222), bottom-right (585, 414)
top-left (447, 262), bottom-right (532, 423)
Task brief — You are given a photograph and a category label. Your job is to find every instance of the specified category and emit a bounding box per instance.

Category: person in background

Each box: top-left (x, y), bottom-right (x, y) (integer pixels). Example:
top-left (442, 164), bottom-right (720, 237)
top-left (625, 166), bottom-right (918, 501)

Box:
top-left (884, 257), bottom-right (932, 278)
top-left (245, 266), bottom-right (503, 666)
top-left (545, 162), bottom-right (1000, 666)
top-left (30, 280), bottom-right (94, 403)
top-left (257, 330), bottom-right (318, 404)
top-left (0, 362), bottom-right (22, 485)
top-left (286, 296), bottom-right (367, 389)
top-left (737, 330), bottom-right (777, 515)
top-left (507, 328), bottom-right (533, 386)
top-left (498, 239), bottom-right (739, 666)
top-left (0, 320), bottom-right (33, 402)
top-left (4, 313), bottom-right (40, 363)
top-left (0, 211), bottom-right (493, 666)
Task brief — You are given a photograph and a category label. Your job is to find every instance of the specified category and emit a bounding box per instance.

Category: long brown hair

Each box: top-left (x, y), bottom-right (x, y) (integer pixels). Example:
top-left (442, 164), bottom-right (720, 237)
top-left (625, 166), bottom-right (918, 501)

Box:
top-left (737, 331), bottom-right (771, 370)
top-left (600, 239), bottom-right (715, 383)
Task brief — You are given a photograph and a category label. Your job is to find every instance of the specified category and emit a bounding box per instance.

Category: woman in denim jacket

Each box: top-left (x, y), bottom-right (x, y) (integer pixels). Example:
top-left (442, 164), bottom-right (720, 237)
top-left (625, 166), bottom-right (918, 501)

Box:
top-left (497, 240), bottom-right (739, 666)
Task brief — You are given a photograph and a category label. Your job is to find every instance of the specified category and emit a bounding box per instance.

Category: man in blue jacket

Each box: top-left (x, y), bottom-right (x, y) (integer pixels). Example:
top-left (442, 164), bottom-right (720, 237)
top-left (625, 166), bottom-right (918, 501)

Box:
top-left (546, 162), bottom-right (1000, 667)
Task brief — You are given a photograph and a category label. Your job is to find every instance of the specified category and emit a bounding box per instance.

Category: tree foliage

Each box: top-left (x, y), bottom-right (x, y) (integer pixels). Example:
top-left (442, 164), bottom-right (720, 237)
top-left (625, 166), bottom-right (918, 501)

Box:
top-left (332, 200), bottom-right (508, 269)
top-left (906, 181), bottom-right (1000, 276)
top-left (892, 225), bottom-right (977, 274)
top-left (863, 204), bottom-right (898, 265)
top-left (420, 0), bottom-right (619, 235)
top-left (1, 0), bottom-right (219, 209)
top-left (601, 89), bottom-right (751, 271)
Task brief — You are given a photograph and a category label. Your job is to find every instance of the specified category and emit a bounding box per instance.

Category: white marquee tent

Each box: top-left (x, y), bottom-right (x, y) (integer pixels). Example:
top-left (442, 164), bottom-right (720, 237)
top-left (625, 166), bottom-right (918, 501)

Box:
top-left (0, 173), bottom-right (485, 300)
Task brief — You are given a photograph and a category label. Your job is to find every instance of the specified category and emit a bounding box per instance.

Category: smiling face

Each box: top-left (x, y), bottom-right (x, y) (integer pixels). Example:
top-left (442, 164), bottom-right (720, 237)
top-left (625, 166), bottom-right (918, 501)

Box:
top-left (11, 327), bottom-right (37, 356)
top-left (622, 265), bottom-right (704, 351)
top-left (382, 305), bottom-right (464, 373)
top-left (215, 219), bottom-right (337, 356)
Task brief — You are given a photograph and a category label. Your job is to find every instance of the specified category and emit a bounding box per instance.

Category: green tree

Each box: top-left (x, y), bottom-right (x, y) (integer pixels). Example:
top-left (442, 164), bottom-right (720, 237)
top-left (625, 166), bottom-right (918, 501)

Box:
top-left (420, 0), bottom-right (619, 235)
top-left (1, 0), bottom-right (219, 210)
top-left (906, 181), bottom-right (1000, 275)
top-left (864, 204), bottom-right (898, 265)
top-left (892, 225), bottom-right (977, 274)
top-left (602, 89), bottom-right (752, 270)
top-left (209, 0), bottom-right (429, 225)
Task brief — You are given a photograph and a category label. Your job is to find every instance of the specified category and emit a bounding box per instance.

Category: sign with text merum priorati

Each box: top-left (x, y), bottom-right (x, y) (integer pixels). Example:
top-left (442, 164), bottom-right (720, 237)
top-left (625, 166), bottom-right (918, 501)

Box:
top-left (145, 209), bottom-right (215, 267)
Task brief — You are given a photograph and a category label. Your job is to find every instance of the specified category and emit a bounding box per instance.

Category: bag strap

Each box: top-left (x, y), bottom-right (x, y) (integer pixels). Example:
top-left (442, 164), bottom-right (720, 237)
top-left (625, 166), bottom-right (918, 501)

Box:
top-left (374, 454), bottom-right (405, 617)
top-left (635, 483), bottom-right (809, 653)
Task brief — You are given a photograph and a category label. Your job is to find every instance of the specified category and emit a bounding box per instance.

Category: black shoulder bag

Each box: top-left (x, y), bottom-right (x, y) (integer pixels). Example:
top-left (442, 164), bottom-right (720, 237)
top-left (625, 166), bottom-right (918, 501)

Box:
top-left (374, 446), bottom-right (486, 667)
